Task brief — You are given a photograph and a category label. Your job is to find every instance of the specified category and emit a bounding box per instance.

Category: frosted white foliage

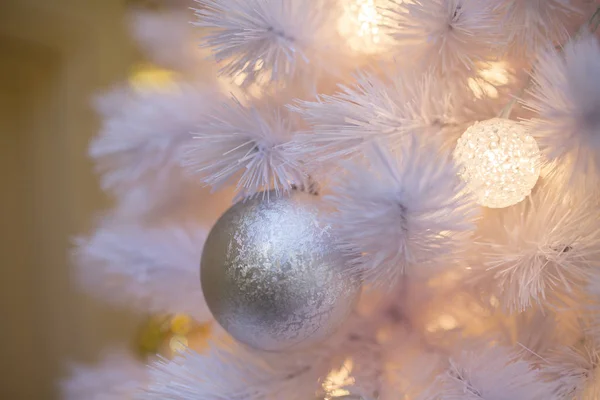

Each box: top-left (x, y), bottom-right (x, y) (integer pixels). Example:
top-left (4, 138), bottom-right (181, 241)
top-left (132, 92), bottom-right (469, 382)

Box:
top-left (472, 191), bottom-right (600, 312)
top-left (326, 141), bottom-right (479, 285)
top-left (588, 273), bottom-right (600, 343)
top-left (385, 0), bottom-right (503, 81)
top-left (77, 1), bottom-right (600, 398)
top-left (194, 0), bottom-right (338, 86)
top-left (182, 97), bottom-right (305, 199)
top-left (453, 118), bottom-right (541, 209)
top-left (141, 341), bottom-right (332, 399)
top-left (293, 70), bottom-right (452, 162)
top-left (129, 9), bottom-right (205, 72)
top-left (61, 348), bottom-right (147, 400)
top-left (524, 35), bottom-right (600, 185)
top-left (513, 310), bottom-right (560, 361)
top-left (494, 0), bottom-right (581, 55)
top-left (90, 82), bottom-right (220, 203)
top-left (543, 341), bottom-right (600, 400)
top-left (74, 223), bottom-right (211, 322)
top-left (422, 345), bottom-right (556, 400)
top-left (586, 271), bottom-right (600, 343)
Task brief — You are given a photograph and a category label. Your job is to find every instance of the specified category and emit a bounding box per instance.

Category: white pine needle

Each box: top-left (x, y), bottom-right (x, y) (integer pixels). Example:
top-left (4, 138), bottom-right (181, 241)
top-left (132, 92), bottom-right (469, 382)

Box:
top-left (523, 35), bottom-right (600, 186)
top-left (141, 341), bottom-right (331, 400)
top-left (493, 0), bottom-right (581, 55)
top-left (90, 83), bottom-right (220, 204)
top-left (182, 97), bottom-right (306, 199)
top-left (326, 140), bottom-right (479, 286)
top-left (422, 345), bottom-right (556, 399)
top-left (73, 223), bottom-right (211, 322)
top-left (194, 0), bottom-right (337, 86)
top-left (472, 190), bottom-right (600, 313)
top-left (385, 0), bottom-right (503, 82)
top-left (61, 348), bottom-right (147, 400)
top-left (543, 341), bottom-right (600, 400)
top-left (129, 9), bottom-right (205, 72)
top-left (291, 70), bottom-right (452, 162)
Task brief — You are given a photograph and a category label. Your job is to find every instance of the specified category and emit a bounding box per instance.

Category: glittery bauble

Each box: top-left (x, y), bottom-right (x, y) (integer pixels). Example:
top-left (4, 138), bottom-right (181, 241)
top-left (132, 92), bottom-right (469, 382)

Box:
top-left (453, 118), bottom-right (541, 209)
top-left (201, 190), bottom-right (361, 352)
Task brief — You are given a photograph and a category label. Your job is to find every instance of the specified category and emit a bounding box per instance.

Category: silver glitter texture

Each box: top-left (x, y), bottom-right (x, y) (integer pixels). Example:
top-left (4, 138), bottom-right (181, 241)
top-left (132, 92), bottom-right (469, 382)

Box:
top-left (201, 190), bottom-right (361, 352)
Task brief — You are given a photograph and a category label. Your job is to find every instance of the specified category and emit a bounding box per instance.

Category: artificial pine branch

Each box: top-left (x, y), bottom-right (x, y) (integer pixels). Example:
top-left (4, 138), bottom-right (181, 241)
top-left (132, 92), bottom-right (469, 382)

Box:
top-left (65, 0), bottom-right (600, 399)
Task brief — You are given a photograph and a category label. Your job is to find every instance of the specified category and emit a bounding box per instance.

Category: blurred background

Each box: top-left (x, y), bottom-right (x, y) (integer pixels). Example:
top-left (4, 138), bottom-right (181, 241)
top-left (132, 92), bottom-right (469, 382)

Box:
top-left (0, 1), bottom-right (147, 398)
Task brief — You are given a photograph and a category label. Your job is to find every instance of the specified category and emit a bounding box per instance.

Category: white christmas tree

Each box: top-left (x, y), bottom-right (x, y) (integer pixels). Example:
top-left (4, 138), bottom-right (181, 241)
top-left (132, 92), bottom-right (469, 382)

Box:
top-left (65, 1), bottom-right (600, 399)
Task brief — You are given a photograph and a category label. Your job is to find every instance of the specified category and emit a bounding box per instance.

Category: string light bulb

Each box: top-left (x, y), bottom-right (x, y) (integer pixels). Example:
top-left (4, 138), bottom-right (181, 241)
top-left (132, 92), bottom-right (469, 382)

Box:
top-left (454, 118), bottom-right (541, 208)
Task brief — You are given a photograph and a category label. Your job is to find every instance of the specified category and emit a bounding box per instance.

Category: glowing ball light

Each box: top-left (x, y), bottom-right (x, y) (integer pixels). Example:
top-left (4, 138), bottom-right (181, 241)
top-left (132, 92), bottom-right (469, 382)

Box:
top-left (453, 118), bottom-right (541, 209)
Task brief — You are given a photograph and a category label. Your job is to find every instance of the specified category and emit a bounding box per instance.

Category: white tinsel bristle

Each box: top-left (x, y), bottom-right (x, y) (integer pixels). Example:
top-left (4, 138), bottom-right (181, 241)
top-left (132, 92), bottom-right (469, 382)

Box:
top-left (292, 70), bottom-right (452, 162)
top-left (471, 190), bottom-right (600, 312)
top-left (524, 35), bottom-right (600, 187)
top-left (493, 0), bottom-right (582, 56)
top-left (422, 345), bottom-right (556, 399)
top-left (385, 0), bottom-right (504, 82)
top-left (141, 340), bottom-right (333, 400)
top-left (326, 140), bottom-right (479, 286)
top-left (90, 82), bottom-right (222, 214)
top-left (73, 223), bottom-right (211, 322)
top-left (182, 97), bottom-right (306, 199)
top-left (61, 348), bottom-right (147, 400)
top-left (193, 0), bottom-right (341, 87)
top-left (129, 9), bottom-right (205, 72)
top-left (542, 341), bottom-right (600, 399)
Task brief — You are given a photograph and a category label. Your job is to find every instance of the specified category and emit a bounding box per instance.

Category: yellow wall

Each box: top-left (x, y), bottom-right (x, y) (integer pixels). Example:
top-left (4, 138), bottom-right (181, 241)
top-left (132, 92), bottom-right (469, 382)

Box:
top-left (0, 1), bottom-right (142, 398)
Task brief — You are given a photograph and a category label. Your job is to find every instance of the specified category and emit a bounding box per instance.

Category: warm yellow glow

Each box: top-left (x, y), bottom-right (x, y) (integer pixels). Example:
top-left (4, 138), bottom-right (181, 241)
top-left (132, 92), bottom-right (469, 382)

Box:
top-left (454, 118), bottom-right (541, 209)
top-left (338, 0), bottom-right (390, 54)
top-left (479, 62), bottom-right (510, 85)
top-left (170, 314), bottom-right (193, 335)
top-left (426, 314), bottom-right (459, 333)
top-left (136, 314), bottom-right (213, 358)
top-left (428, 269), bottom-right (464, 288)
top-left (468, 62), bottom-right (510, 99)
top-left (186, 322), bottom-right (213, 353)
top-left (169, 335), bottom-right (189, 354)
top-left (489, 295), bottom-right (500, 308)
top-left (323, 358), bottom-right (354, 398)
top-left (226, 59), bottom-right (267, 99)
top-left (129, 64), bottom-right (176, 92)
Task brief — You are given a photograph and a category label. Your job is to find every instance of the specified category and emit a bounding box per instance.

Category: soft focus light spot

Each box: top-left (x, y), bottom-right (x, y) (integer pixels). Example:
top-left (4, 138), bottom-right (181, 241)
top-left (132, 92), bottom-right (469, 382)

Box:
top-left (438, 314), bottom-right (458, 330)
top-left (323, 358), bottom-right (354, 398)
top-left (490, 295), bottom-right (500, 307)
top-left (426, 314), bottom-right (458, 332)
top-left (468, 62), bottom-right (510, 99)
top-left (233, 71), bottom-right (248, 87)
top-left (338, 0), bottom-right (390, 54)
top-left (468, 78), bottom-right (499, 99)
top-left (169, 335), bottom-right (188, 354)
top-left (229, 65), bottom-right (266, 99)
top-left (129, 64), bottom-right (176, 92)
top-left (479, 62), bottom-right (510, 85)
top-left (376, 326), bottom-right (393, 343)
top-left (454, 118), bottom-right (541, 208)
top-left (170, 314), bottom-right (192, 335)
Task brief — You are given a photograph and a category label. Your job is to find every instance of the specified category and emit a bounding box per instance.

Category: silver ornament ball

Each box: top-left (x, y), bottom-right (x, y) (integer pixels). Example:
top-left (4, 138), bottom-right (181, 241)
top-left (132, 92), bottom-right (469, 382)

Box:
top-left (201, 190), bottom-right (361, 352)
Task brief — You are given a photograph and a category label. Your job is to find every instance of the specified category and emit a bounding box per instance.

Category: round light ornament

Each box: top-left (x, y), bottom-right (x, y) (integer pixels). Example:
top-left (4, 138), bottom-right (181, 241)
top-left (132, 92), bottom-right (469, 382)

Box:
top-left (201, 190), bottom-right (361, 352)
top-left (453, 118), bottom-right (541, 208)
